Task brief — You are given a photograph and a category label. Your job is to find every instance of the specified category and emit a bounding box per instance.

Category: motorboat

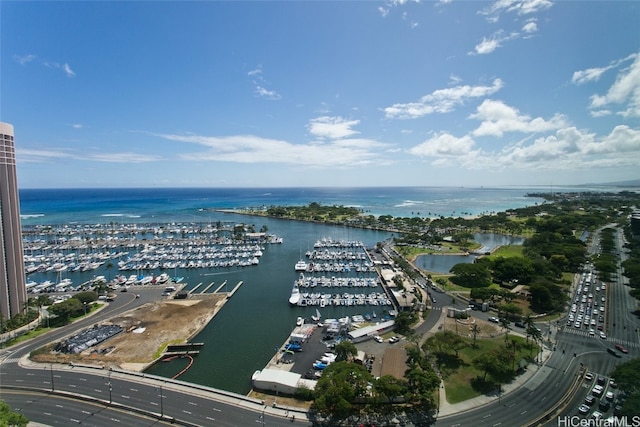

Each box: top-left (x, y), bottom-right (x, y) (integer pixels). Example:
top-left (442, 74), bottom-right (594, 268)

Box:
top-left (294, 259), bottom-right (308, 271)
top-left (289, 282), bottom-right (301, 305)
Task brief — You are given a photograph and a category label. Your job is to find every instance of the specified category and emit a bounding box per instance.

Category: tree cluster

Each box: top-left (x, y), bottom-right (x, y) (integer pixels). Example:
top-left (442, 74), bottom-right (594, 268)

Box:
top-left (47, 291), bottom-right (98, 324)
top-left (312, 341), bottom-right (439, 423)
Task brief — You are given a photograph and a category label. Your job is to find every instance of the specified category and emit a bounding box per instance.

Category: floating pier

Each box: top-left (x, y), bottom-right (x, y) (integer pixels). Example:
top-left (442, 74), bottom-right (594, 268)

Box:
top-left (200, 281), bottom-right (216, 293)
top-left (227, 281), bottom-right (244, 297)
top-left (189, 283), bottom-right (203, 294)
top-left (213, 280), bottom-right (228, 293)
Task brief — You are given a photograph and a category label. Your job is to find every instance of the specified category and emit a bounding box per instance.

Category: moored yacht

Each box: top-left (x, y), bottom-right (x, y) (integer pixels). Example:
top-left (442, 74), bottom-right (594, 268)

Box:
top-left (289, 279), bottom-right (301, 305)
top-left (294, 259), bottom-right (308, 271)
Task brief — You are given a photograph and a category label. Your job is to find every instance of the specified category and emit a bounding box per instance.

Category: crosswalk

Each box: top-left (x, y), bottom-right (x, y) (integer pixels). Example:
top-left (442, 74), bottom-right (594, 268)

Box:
top-left (1, 357), bottom-right (21, 364)
top-left (559, 327), bottom-right (638, 349)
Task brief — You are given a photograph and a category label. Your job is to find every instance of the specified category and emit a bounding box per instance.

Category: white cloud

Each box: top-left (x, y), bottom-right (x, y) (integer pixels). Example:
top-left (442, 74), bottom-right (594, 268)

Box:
top-left (87, 152), bottom-right (161, 163)
top-left (496, 126), bottom-right (640, 169)
top-left (408, 125), bottom-right (640, 173)
top-left (16, 148), bottom-right (75, 163)
top-left (470, 30), bottom-right (523, 55)
top-left (449, 74), bottom-right (463, 85)
top-left (159, 133), bottom-right (387, 168)
top-left (572, 66), bottom-right (611, 85)
top-left (378, 0), bottom-right (420, 18)
top-left (16, 148), bottom-right (160, 163)
top-left (248, 65), bottom-right (281, 100)
top-left (248, 66), bottom-right (262, 76)
top-left (470, 99), bottom-right (568, 137)
top-left (473, 36), bottom-right (501, 55)
top-left (307, 116), bottom-right (360, 139)
top-left (588, 53), bottom-right (640, 118)
top-left (409, 133), bottom-right (478, 158)
top-left (63, 63), bottom-right (75, 77)
top-left (480, 0), bottom-right (553, 21)
top-left (522, 20), bottom-right (538, 33)
top-left (14, 54), bottom-right (75, 77)
top-left (384, 78), bottom-right (504, 119)
top-left (255, 86), bottom-right (281, 100)
top-left (572, 52), bottom-right (637, 85)
top-left (72, 124), bottom-right (83, 129)
top-left (14, 54), bottom-right (36, 65)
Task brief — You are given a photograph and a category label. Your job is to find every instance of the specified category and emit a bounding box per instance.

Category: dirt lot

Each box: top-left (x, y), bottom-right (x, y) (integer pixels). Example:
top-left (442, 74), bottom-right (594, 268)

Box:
top-left (31, 294), bottom-right (227, 371)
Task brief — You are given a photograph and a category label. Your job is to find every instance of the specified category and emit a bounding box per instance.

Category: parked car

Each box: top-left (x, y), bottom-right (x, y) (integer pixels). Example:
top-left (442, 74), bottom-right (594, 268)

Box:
top-left (578, 404), bottom-right (590, 414)
top-left (373, 335), bottom-right (383, 343)
top-left (388, 336), bottom-right (400, 343)
top-left (488, 316), bottom-right (499, 323)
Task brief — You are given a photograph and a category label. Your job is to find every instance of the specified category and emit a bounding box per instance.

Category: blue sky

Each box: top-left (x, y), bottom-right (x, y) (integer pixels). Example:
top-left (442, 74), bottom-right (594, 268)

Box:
top-left (1, 0), bottom-right (639, 188)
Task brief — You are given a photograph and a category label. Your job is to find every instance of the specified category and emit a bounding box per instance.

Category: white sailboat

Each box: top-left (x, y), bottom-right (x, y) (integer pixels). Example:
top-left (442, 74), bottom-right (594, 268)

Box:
top-left (311, 308), bottom-right (321, 322)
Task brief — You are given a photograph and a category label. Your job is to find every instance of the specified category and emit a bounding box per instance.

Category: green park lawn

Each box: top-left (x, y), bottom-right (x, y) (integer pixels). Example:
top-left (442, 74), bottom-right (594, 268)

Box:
top-left (441, 335), bottom-right (539, 404)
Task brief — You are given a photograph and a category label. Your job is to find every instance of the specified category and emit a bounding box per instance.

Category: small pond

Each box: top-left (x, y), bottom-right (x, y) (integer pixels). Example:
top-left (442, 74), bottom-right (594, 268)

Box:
top-left (415, 233), bottom-right (525, 274)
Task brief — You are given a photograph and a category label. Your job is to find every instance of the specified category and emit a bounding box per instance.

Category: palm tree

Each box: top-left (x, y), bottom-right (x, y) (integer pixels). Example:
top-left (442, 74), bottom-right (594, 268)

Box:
top-left (528, 326), bottom-right (543, 361)
top-left (500, 317), bottom-right (512, 342)
top-left (523, 314), bottom-right (534, 345)
top-left (471, 324), bottom-right (481, 348)
top-left (105, 262), bottom-right (114, 281)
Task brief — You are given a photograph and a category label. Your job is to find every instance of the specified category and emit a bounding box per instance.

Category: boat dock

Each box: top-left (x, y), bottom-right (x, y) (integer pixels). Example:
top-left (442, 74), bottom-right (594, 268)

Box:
top-left (200, 281), bottom-right (216, 293)
top-left (164, 342), bottom-right (204, 355)
top-left (189, 283), bottom-right (203, 294)
top-left (227, 281), bottom-right (243, 297)
top-left (212, 280), bottom-right (228, 293)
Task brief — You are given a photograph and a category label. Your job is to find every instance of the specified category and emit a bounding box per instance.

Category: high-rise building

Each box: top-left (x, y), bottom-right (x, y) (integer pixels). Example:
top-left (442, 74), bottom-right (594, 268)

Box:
top-left (0, 122), bottom-right (27, 319)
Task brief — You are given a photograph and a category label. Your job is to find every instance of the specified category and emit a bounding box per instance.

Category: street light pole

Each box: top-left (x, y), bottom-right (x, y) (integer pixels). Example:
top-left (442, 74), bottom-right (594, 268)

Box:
top-left (107, 369), bottom-right (112, 404)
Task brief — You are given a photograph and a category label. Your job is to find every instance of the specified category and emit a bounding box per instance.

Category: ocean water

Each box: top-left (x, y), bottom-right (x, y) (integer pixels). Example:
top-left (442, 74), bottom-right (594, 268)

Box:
top-left (17, 187), bottom-right (548, 394)
top-left (18, 186), bottom-right (549, 225)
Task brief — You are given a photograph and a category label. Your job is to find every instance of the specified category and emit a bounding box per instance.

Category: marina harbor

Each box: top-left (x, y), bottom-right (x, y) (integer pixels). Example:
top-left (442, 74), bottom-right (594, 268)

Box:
top-left (21, 221), bottom-right (283, 293)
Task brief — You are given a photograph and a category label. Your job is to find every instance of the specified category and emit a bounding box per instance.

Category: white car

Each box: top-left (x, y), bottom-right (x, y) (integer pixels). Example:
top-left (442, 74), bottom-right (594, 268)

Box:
top-left (599, 331), bottom-right (607, 339)
top-left (373, 335), bottom-right (383, 343)
top-left (488, 316), bottom-right (499, 323)
top-left (388, 336), bottom-right (400, 343)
